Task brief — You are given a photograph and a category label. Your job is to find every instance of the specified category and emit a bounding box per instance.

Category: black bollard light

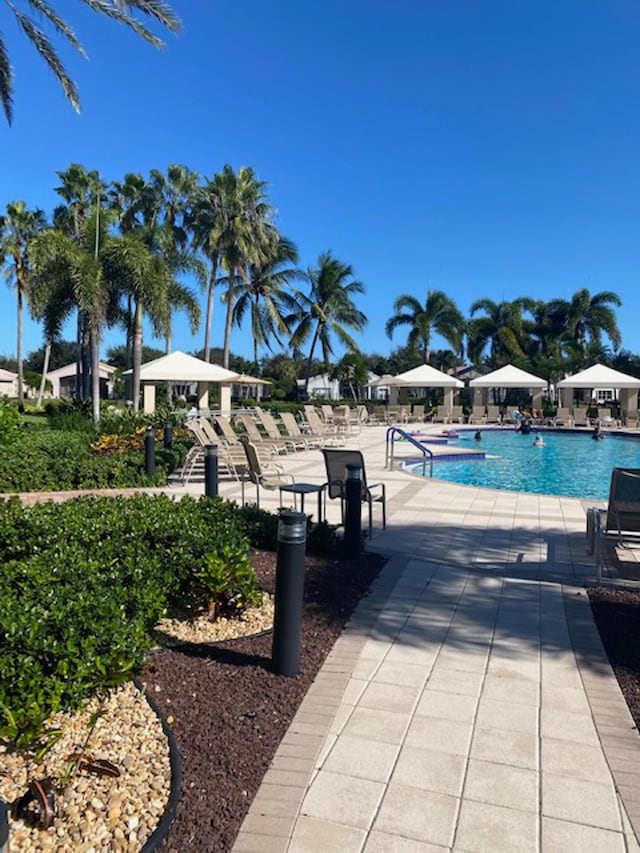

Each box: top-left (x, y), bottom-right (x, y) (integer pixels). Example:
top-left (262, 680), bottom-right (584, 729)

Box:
top-left (163, 421), bottom-right (173, 448)
top-left (272, 511), bottom-right (307, 677)
top-left (344, 463), bottom-right (362, 559)
top-left (204, 444), bottom-right (219, 498)
top-left (144, 426), bottom-right (155, 478)
top-left (0, 800), bottom-right (9, 853)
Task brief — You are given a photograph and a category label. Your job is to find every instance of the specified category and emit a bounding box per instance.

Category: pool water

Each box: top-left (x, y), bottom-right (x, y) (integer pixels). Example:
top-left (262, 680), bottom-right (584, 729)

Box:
top-left (412, 429), bottom-right (640, 500)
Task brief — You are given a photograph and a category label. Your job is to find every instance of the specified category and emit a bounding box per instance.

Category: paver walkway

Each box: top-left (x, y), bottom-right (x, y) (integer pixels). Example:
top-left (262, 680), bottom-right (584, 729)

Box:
top-left (171, 423), bottom-right (640, 852)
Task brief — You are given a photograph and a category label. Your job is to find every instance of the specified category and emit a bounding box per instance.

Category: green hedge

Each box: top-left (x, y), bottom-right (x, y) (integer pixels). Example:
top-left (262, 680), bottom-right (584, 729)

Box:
top-left (0, 494), bottom-right (256, 752)
top-left (0, 431), bottom-right (189, 493)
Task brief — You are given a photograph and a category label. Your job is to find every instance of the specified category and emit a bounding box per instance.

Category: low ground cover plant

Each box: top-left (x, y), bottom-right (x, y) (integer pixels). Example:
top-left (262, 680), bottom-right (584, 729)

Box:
top-left (0, 494), bottom-right (258, 755)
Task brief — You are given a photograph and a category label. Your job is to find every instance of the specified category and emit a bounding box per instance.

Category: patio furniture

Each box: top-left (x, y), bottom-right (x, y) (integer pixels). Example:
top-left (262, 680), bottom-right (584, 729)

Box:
top-left (320, 448), bottom-right (386, 537)
top-left (279, 481), bottom-right (326, 522)
top-left (624, 411), bottom-right (639, 429)
top-left (254, 408), bottom-right (305, 452)
top-left (448, 405), bottom-right (464, 424)
top-left (234, 412), bottom-right (288, 454)
top-left (485, 405), bottom-right (501, 424)
top-left (432, 405), bottom-right (450, 424)
top-left (279, 411), bottom-right (323, 449)
top-left (572, 408), bottom-right (589, 428)
top-left (241, 440), bottom-right (294, 508)
top-left (467, 406), bottom-right (486, 425)
top-left (553, 407), bottom-right (573, 427)
top-left (303, 409), bottom-right (346, 446)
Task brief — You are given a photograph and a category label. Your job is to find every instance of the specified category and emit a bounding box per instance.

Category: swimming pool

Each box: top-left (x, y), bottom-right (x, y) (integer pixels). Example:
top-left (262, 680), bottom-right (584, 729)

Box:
top-left (410, 429), bottom-right (640, 500)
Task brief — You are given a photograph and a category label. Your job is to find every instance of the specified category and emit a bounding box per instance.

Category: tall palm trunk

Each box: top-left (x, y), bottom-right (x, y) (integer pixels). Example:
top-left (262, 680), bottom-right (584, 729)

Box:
top-left (222, 264), bottom-right (236, 369)
top-left (90, 326), bottom-right (100, 424)
top-left (132, 299), bottom-right (143, 412)
top-left (204, 259), bottom-right (218, 363)
top-left (16, 285), bottom-right (24, 412)
top-left (304, 322), bottom-right (322, 394)
top-left (36, 340), bottom-right (51, 408)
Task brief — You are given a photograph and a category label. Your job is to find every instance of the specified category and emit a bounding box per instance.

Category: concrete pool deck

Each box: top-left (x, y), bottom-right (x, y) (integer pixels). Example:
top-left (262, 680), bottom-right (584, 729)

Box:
top-left (168, 422), bottom-right (640, 852)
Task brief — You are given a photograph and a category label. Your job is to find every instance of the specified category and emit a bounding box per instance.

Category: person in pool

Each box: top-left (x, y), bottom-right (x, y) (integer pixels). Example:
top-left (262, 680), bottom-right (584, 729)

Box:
top-left (533, 435), bottom-right (545, 447)
top-left (474, 431), bottom-right (482, 441)
top-left (592, 424), bottom-right (604, 440)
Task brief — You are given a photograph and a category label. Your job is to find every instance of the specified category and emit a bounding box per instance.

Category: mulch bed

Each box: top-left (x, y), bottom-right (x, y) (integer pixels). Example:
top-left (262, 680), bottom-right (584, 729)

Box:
top-left (142, 548), bottom-right (384, 853)
top-left (588, 587), bottom-right (640, 728)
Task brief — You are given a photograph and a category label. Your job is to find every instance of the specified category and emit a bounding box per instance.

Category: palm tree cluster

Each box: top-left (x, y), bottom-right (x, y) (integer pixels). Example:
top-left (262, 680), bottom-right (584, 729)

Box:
top-left (0, 162), bottom-right (368, 416)
top-left (385, 289), bottom-right (623, 386)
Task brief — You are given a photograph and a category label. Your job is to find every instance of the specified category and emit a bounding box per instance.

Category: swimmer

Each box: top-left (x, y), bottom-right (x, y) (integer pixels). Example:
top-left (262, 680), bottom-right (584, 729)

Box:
top-left (592, 424), bottom-right (604, 441)
top-left (474, 431), bottom-right (482, 441)
top-left (533, 435), bottom-right (545, 447)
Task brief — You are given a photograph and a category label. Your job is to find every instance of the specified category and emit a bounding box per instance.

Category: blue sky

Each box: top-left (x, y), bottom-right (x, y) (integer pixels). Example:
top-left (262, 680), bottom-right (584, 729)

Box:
top-left (1, 0), bottom-right (640, 365)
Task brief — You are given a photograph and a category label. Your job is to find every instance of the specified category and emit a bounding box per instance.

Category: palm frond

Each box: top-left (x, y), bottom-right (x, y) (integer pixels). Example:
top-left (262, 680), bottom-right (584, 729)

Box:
top-left (25, 0), bottom-right (87, 55)
top-left (0, 34), bottom-right (14, 124)
top-left (14, 11), bottom-right (81, 112)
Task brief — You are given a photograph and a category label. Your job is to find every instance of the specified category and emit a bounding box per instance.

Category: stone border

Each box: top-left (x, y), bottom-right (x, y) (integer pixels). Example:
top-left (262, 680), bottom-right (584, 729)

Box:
top-left (137, 680), bottom-right (183, 853)
top-left (564, 585), bottom-right (640, 845)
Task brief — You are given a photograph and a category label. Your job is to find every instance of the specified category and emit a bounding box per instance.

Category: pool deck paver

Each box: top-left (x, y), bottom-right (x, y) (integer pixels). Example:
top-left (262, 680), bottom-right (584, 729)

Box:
top-left (210, 423), bottom-right (640, 853)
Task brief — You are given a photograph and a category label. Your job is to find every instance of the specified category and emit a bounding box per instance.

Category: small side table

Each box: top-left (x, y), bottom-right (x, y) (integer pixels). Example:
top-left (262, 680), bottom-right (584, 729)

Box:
top-left (279, 482), bottom-right (325, 523)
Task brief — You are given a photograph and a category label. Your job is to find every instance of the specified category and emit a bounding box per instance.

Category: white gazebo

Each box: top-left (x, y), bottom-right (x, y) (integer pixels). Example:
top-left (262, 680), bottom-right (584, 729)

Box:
top-left (557, 364), bottom-right (640, 417)
top-left (469, 364), bottom-right (547, 409)
top-left (386, 364), bottom-right (464, 407)
top-left (122, 351), bottom-right (239, 413)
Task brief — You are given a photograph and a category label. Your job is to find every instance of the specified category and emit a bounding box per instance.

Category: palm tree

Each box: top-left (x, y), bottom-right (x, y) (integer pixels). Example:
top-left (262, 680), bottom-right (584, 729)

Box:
top-left (230, 236), bottom-right (302, 369)
top-left (29, 210), bottom-right (175, 420)
top-left (54, 164), bottom-right (106, 399)
top-left (29, 211), bottom-right (111, 422)
top-left (216, 165), bottom-right (276, 369)
top-left (1, 1), bottom-right (180, 125)
top-left (549, 288), bottom-right (622, 358)
top-left (290, 251), bottom-right (367, 394)
top-left (467, 298), bottom-right (529, 369)
top-left (0, 201), bottom-right (47, 411)
top-left (385, 290), bottom-right (465, 364)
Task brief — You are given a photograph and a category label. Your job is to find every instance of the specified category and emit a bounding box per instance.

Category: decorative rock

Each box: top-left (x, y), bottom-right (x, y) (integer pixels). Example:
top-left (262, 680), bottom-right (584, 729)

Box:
top-left (0, 682), bottom-right (171, 851)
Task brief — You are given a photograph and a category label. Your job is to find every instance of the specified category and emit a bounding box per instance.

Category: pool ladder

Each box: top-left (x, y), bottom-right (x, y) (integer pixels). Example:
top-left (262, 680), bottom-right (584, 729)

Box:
top-left (385, 426), bottom-right (434, 478)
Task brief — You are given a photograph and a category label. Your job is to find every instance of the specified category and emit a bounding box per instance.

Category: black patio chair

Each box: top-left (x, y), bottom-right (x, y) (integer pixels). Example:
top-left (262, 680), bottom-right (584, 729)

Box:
top-left (320, 448), bottom-right (386, 538)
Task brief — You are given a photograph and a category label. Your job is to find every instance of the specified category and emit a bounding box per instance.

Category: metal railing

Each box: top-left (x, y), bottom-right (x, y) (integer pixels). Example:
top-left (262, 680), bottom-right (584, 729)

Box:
top-left (385, 426), bottom-right (434, 478)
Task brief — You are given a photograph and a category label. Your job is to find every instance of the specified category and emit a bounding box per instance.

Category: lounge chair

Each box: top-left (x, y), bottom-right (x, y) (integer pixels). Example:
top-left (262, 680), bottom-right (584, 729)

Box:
top-left (467, 406), bottom-right (486, 425)
top-left (553, 407), bottom-right (573, 427)
top-left (254, 408), bottom-right (305, 452)
top-left (241, 440), bottom-right (294, 508)
top-left (485, 406), bottom-right (501, 424)
top-left (572, 408), bottom-right (589, 428)
top-left (624, 411), bottom-right (639, 429)
top-left (603, 468), bottom-right (640, 543)
top-left (448, 405), bottom-right (464, 424)
top-left (432, 405), bottom-right (450, 424)
top-left (598, 407), bottom-right (616, 428)
top-left (279, 411), bottom-right (323, 449)
top-left (320, 448), bottom-right (386, 537)
top-left (320, 404), bottom-right (335, 425)
top-left (303, 409), bottom-right (346, 446)
top-left (233, 413), bottom-right (288, 454)
top-left (182, 419), bottom-right (247, 484)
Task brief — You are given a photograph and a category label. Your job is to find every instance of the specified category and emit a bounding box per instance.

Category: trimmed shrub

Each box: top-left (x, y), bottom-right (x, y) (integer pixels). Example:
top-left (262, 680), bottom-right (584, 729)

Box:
top-left (0, 494), bottom-right (256, 753)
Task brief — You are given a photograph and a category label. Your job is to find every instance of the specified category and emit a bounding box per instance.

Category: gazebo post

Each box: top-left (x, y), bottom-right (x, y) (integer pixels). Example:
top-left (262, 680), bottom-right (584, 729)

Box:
top-left (143, 383), bottom-right (156, 414)
top-left (197, 381), bottom-right (209, 412)
top-left (532, 389), bottom-right (543, 410)
top-left (444, 387), bottom-right (454, 410)
top-left (219, 384), bottom-right (231, 415)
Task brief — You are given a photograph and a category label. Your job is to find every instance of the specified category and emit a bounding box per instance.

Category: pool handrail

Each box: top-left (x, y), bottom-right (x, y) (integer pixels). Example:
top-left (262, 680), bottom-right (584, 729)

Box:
top-left (385, 426), bottom-right (434, 477)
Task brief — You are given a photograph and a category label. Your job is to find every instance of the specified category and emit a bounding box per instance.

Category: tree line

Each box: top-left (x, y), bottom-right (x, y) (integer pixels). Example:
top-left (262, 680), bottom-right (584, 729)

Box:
top-left (0, 163), bottom-right (631, 417)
